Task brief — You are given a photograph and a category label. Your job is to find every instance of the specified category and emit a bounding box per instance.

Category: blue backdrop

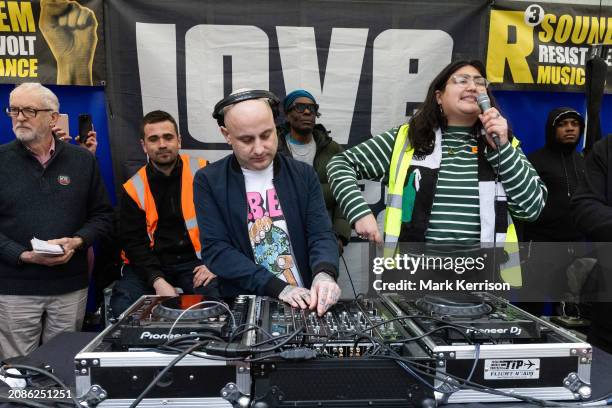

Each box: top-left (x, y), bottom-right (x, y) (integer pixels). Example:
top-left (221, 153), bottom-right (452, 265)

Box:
top-left (494, 90), bottom-right (612, 155)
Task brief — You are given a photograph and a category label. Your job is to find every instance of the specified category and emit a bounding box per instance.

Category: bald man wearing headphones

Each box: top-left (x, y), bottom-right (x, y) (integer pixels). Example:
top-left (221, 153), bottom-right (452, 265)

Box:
top-left (193, 90), bottom-right (341, 316)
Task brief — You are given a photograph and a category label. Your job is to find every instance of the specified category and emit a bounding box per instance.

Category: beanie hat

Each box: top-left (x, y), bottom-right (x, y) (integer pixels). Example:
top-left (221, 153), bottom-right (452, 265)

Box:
top-left (283, 89), bottom-right (316, 113)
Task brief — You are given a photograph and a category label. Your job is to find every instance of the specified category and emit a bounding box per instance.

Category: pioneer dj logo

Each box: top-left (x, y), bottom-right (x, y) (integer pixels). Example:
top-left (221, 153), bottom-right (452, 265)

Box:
top-left (140, 331), bottom-right (198, 340)
top-left (465, 326), bottom-right (522, 336)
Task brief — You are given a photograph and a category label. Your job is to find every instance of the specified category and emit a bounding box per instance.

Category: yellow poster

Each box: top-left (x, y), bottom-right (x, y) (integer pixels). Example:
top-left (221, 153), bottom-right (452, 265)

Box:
top-left (0, 0), bottom-right (104, 85)
top-left (486, 1), bottom-right (611, 92)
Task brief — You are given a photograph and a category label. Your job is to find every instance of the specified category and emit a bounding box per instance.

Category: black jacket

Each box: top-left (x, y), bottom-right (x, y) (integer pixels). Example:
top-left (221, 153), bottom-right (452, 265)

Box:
top-left (572, 136), bottom-right (612, 241)
top-left (522, 107), bottom-right (585, 241)
top-left (571, 135), bottom-right (612, 354)
top-left (277, 123), bottom-right (351, 244)
top-left (0, 138), bottom-right (114, 295)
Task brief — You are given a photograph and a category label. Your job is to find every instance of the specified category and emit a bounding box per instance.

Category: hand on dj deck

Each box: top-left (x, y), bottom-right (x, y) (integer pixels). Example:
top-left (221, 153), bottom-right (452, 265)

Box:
top-left (309, 272), bottom-right (341, 316)
top-left (279, 273), bottom-right (341, 316)
top-left (279, 285), bottom-right (312, 310)
top-left (153, 278), bottom-right (179, 297)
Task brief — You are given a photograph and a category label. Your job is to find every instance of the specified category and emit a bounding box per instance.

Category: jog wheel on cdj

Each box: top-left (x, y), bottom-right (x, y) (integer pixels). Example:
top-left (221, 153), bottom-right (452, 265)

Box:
top-left (415, 293), bottom-right (492, 317)
top-left (152, 294), bottom-right (226, 320)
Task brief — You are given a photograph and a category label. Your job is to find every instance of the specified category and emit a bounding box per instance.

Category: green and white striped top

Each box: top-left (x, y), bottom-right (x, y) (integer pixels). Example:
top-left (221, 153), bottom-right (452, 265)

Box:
top-left (426, 127), bottom-right (480, 241)
top-left (326, 126), bottom-right (546, 242)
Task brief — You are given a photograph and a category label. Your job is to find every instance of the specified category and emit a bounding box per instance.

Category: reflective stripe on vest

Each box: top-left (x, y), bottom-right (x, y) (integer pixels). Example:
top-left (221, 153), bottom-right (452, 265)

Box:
top-left (122, 154), bottom-right (207, 259)
top-left (500, 222), bottom-right (522, 287)
top-left (493, 138), bottom-right (522, 288)
top-left (383, 124), bottom-right (413, 257)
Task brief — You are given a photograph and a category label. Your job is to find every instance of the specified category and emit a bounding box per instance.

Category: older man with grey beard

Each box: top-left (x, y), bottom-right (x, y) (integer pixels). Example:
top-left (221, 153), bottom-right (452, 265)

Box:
top-left (0, 82), bottom-right (113, 359)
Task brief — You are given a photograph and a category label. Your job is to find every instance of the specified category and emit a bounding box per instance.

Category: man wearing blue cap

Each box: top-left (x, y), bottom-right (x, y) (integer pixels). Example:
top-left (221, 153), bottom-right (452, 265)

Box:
top-left (277, 90), bottom-right (350, 253)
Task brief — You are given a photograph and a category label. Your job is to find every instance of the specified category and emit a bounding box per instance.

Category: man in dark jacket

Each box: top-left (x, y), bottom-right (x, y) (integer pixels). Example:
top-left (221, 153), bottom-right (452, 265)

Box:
top-left (518, 108), bottom-right (586, 314)
top-left (277, 89), bottom-right (350, 252)
top-left (194, 90), bottom-right (340, 316)
top-left (571, 135), bottom-right (612, 354)
top-left (0, 83), bottom-right (113, 359)
top-left (523, 107), bottom-right (585, 242)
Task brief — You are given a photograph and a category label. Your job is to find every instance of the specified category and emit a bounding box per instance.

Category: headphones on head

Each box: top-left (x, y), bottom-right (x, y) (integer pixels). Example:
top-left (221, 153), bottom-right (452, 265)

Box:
top-left (212, 89), bottom-right (280, 126)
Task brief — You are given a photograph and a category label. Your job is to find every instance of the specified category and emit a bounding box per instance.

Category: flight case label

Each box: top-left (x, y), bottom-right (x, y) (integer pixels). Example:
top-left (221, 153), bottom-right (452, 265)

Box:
top-left (484, 359), bottom-right (540, 380)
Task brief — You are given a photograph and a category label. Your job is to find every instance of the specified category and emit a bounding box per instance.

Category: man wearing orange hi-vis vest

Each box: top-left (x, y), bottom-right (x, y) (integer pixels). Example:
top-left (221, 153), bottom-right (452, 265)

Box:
top-left (110, 111), bottom-right (218, 317)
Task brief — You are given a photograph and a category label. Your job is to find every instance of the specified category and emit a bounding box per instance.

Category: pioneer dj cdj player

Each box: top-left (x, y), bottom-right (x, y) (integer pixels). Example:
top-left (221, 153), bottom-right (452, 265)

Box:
top-left (381, 292), bottom-right (592, 403)
top-left (73, 293), bottom-right (591, 407)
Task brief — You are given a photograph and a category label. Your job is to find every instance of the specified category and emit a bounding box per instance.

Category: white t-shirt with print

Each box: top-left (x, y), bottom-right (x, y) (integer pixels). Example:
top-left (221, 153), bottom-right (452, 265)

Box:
top-left (242, 163), bottom-right (303, 287)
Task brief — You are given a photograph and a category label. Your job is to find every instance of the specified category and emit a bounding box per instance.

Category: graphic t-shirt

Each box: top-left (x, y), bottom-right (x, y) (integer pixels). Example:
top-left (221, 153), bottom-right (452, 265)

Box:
top-left (243, 163), bottom-right (303, 287)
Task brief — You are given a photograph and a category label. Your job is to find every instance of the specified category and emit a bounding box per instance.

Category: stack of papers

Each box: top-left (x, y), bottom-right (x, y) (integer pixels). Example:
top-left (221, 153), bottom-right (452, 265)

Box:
top-left (31, 237), bottom-right (64, 255)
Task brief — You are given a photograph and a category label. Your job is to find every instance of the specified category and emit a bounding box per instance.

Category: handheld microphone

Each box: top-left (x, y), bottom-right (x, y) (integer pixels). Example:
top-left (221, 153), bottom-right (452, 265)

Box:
top-left (477, 93), bottom-right (501, 149)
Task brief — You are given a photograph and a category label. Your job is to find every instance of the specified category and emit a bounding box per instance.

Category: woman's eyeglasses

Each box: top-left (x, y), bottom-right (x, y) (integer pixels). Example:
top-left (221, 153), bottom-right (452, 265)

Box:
top-left (450, 74), bottom-right (489, 89)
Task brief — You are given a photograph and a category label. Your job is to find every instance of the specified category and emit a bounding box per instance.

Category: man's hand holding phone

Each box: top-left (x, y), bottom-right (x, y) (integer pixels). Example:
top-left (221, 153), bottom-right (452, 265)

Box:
top-left (53, 113), bottom-right (97, 155)
top-left (76, 129), bottom-right (97, 155)
top-left (76, 113), bottom-right (97, 154)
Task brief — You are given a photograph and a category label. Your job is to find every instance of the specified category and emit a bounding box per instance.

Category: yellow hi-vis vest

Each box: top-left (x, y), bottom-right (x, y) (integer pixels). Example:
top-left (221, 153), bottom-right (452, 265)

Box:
top-left (122, 154), bottom-right (207, 259)
top-left (383, 124), bottom-right (522, 287)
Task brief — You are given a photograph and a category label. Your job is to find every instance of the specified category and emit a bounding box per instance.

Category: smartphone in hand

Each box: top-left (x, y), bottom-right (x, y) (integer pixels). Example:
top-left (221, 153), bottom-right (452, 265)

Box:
top-left (56, 114), bottom-right (69, 136)
top-left (78, 114), bottom-right (93, 144)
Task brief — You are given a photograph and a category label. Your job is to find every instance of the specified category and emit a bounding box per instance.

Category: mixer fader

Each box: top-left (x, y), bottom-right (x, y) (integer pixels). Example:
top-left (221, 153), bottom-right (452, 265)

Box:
top-left (258, 297), bottom-right (408, 357)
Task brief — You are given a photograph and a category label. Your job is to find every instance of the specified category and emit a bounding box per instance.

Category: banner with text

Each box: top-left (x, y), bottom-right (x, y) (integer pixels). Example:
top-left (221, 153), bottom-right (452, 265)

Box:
top-left (0, 0), bottom-right (105, 85)
top-left (486, 1), bottom-right (612, 92)
top-left (104, 0), bottom-right (489, 183)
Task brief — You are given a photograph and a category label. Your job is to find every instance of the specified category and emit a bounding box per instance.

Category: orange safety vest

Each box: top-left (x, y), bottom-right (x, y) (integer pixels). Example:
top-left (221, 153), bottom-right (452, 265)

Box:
top-left (122, 154), bottom-right (207, 260)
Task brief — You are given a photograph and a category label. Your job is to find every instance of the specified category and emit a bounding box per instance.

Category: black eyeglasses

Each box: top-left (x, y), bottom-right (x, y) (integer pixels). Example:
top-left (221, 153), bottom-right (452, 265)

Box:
top-left (6, 106), bottom-right (53, 119)
top-left (289, 102), bottom-right (319, 114)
